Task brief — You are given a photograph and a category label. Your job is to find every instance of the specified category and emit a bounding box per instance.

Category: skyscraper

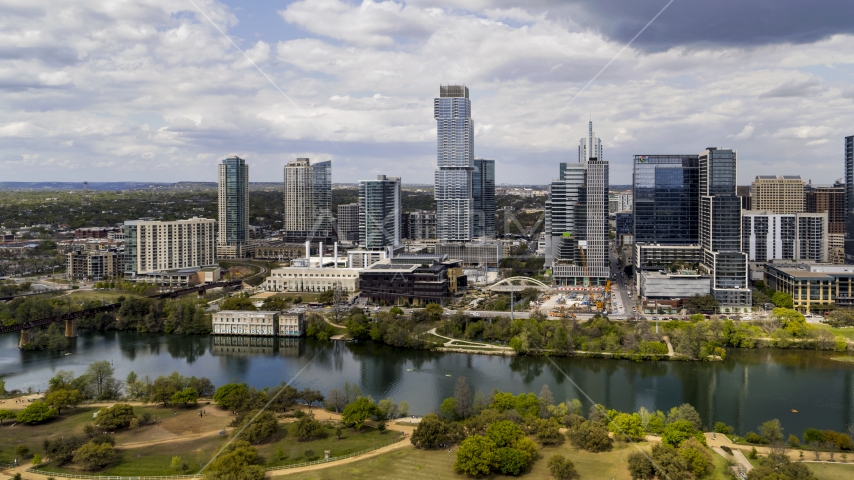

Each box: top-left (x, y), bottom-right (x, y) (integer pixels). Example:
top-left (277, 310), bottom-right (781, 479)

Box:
top-left (545, 121), bottom-right (609, 286)
top-left (434, 85), bottom-right (473, 242)
top-left (337, 203), bottom-right (360, 242)
top-left (217, 156), bottom-right (249, 259)
top-left (632, 155), bottom-right (700, 245)
top-left (359, 175), bottom-right (401, 249)
top-left (699, 148), bottom-right (751, 308)
top-left (283, 158), bottom-right (332, 240)
top-left (845, 136), bottom-right (854, 263)
top-left (472, 158), bottom-right (496, 239)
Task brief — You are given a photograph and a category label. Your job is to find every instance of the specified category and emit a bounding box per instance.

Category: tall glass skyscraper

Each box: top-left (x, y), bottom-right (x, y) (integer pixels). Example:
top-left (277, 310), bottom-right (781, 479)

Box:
top-left (845, 135), bottom-right (854, 263)
top-left (472, 158), bottom-right (495, 239)
top-left (217, 156), bottom-right (248, 258)
top-left (434, 85), bottom-right (473, 242)
top-left (283, 158), bottom-right (332, 240)
top-left (632, 155), bottom-right (700, 244)
top-left (359, 175), bottom-right (401, 249)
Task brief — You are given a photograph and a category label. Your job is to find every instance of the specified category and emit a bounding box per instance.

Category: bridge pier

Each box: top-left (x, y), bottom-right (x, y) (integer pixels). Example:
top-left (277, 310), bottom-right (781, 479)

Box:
top-left (19, 328), bottom-right (31, 348)
top-left (65, 319), bottom-right (78, 338)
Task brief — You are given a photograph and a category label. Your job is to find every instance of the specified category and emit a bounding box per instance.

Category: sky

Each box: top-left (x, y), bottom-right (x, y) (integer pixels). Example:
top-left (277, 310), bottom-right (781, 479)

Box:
top-left (1, 0), bottom-right (853, 185)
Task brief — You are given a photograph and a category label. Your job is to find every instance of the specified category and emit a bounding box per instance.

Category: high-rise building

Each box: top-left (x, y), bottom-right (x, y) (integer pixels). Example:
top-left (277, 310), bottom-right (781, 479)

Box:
top-left (845, 136), bottom-right (854, 263)
top-left (736, 185), bottom-right (752, 210)
top-left (337, 203), bottom-right (360, 242)
top-left (404, 211), bottom-right (437, 240)
top-left (283, 158), bottom-right (332, 240)
top-left (434, 85), bottom-right (474, 242)
top-left (217, 156), bottom-right (249, 259)
top-left (472, 158), bottom-right (496, 239)
top-left (742, 211), bottom-right (828, 263)
top-left (805, 181), bottom-right (845, 234)
top-left (632, 155), bottom-right (700, 245)
top-left (359, 175), bottom-right (401, 249)
top-left (699, 148), bottom-right (751, 308)
top-left (123, 217), bottom-right (216, 277)
top-left (545, 121), bottom-right (609, 285)
top-left (751, 175), bottom-right (805, 213)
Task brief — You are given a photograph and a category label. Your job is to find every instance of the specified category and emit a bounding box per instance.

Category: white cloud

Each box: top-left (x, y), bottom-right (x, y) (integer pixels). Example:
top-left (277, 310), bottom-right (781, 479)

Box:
top-left (729, 124), bottom-right (755, 140)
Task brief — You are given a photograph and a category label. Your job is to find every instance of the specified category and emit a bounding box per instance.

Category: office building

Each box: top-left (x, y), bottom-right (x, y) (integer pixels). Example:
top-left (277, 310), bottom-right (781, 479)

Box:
top-left (846, 136), bottom-right (854, 262)
top-left (217, 156), bottom-right (249, 259)
top-left (359, 175), bottom-right (401, 249)
top-left (404, 210), bottom-right (437, 241)
top-left (736, 186), bottom-right (752, 211)
top-left (284, 158), bottom-right (332, 240)
top-left (435, 242), bottom-right (502, 268)
top-left (633, 155), bottom-right (700, 245)
top-left (619, 192), bottom-right (633, 212)
top-left (751, 175), bottom-right (804, 213)
top-left (213, 311), bottom-right (279, 336)
top-left (337, 203), bottom-right (360, 242)
top-left (434, 85), bottom-right (474, 242)
top-left (359, 254), bottom-right (465, 305)
top-left (123, 217), bottom-right (216, 278)
top-left (472, 158), bottom-right (496, 239)
top-left (699, 148), bottom-right (751, 309)
top-left (545, 121), bottom-right (609, 285)
top-left (765, 263), bottom-right (854, 313)
top-left (805, 181), bottom-right (845, 234)
top-left (262, 266), bottom-right (360, 293)
top-left (742, 211), bottom-right (828, 263)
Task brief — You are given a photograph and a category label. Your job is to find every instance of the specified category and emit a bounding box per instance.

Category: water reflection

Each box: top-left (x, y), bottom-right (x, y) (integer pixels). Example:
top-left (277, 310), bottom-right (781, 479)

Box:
top-left (1, 330), bottom-right (854, 435)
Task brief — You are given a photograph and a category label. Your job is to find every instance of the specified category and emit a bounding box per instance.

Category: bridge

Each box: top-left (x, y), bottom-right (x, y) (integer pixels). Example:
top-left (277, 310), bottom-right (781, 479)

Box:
top-left (487, 276), bottom-right (552, 292)
top-left (0, 281), bottom-right (242, 347)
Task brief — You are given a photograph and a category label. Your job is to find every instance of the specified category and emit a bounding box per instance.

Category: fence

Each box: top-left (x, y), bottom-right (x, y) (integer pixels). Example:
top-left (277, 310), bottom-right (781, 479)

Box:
top-left (23, 436), bottom-right (407, 479)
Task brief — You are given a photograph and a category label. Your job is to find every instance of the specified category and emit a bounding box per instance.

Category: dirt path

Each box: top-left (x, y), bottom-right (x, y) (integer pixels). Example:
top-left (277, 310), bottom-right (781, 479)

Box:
top-left (662, 336), bottom-right (675, 356)
top-left (427, 328), bottom-right (513, 350)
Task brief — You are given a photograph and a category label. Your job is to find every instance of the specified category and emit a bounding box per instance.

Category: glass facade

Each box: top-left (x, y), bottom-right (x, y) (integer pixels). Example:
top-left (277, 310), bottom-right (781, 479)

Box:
top-left (845, 136), bottom-right (854, 262)
top-left (472, 158), bottom-right (495, 238)
top-left (632, 155), bottom-right (699, 244)
top-left (218, 156), bottom-right (248, 256)
top-left (434, 85), bottom-right (474, 242)
top-left (359, 175), bottom-right (401, 249)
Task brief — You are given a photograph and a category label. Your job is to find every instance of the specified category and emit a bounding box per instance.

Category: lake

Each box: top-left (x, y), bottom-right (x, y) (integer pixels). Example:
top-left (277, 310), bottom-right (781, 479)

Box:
top-left (2, 330), bottom-right (853, 436)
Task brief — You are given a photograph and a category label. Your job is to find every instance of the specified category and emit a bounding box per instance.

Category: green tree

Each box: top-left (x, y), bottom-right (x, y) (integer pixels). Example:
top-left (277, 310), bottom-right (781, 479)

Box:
top-left (773, 308), bottom-right (809, 337)
top-left (0, 409), bottom-right (16, 425)
top-left (221, 296), bottom-right (257, 311)
top-left (453, 377), bottom-right (473, 419)
top-left (439, 397), bottom-right (458, 420)
top-left (771, 291), bottom-right (794, 309)
top-left (345, 313), bottom-right (372, 340)
top-left (666, 403), bottom-right (703, 431)
top-left (486, 420), bottom-right (525, 448)
top-left (236, 410), bottom-right (279, 444)
top-left (567, 421), bottom-right (612, 452)
top-left (758, 419), bottom-right (784, 445)
top-left (171, 387), bottom-right (199, 407)
top-left (85, 360), bottom-right (119, 400)
top-left (679, 437), bottom-right (713, 478)
top-left (16, 401), bottom-right (58, 424)
top-left (213, 383), bottom-right (249, 410)
top-left (203, 440), bottom-right (264, 480)
top-left (496, 447), bottom-right (529, 476)
top-left (171, 455), bottom-right (184, 471)
top-left (453, 435), bottom-right (499, 476)
top-left (547, 454), bottom-right (580, 480)
top-left (662, 420), bottom-right (696, 447)
top-left (626, 451), bottom-right (655, 479)
top-left (425, 303), bottom-right (444, 321)
top-left (684, 294), bottom-right (719, 313)
top-left (389, 306), bottom-right (404, 316)
top-left (289, 416), bottom-right (325, 441)
top-left (72, 442), bottom-right (116, 470)
top-left (44, 388), bottom-right (84, 415)
top-left (341, 397), bottom-right (379, 429)
top-left (609, 413), bottom-right (646, 441)
top-left (94, 404), bottom-right (137, 430)
top-left (410, 414), bottom-right (449, 449)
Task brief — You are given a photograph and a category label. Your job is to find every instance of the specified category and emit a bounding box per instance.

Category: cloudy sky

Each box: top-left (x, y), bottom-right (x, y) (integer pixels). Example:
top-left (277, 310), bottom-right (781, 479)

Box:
top-left (2, 0), bottom-right (853, 185)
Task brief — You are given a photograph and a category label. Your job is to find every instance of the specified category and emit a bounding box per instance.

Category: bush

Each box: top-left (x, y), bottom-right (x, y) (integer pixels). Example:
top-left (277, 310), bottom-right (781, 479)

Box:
top-left (714, 421), bottom-right (733, 434)
top-left (72, 442), bottom-right (117, 470)
top-left (15, 444), bottom-right (30, 458)
top-left (745, 431), bottom-right (768, 445)
top-left (454, 435), bottom-right (499, 476)
top-left (486, 420), bottom-right (525, 448)
top-left (661, 420), bottom-right (696, 447)
top-left (44, 435), bottom-right (87, 464)
top-left (289, 416), bottom-right (326, 441)
top-left (410, 414), bottom-right (449, 449)
top-left (204, 440), bottom-right (264, 480)
top-left (94, 403), bottom-right (137, 430)
top-left (567, 420), bottom-right (612, 452)
top-left (16, 401), bottom-right (58, 424)
top-left (236, 410), bottom-right (279, 444)
top-left (548, 454), bottom-right (580, 480)
top-left (496, 447), bottom-right (528, 475)
top-left (626, 451), bottom-right (654, 479)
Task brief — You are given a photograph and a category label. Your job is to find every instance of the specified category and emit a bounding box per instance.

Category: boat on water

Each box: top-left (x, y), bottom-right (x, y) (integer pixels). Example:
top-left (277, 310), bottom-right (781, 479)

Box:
top-left (791, 409), bottom-right (799, 413)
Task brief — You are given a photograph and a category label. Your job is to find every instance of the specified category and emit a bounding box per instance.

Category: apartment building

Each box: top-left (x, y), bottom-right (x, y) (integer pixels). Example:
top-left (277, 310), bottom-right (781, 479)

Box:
top-left (751, 175), bottom-right (805, 213)
top-left (123, 217), bottom-right (216, 277)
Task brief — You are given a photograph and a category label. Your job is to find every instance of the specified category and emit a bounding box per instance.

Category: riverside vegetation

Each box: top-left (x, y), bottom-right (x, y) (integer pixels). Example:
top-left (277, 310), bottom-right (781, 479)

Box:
top-left (3, 366), bottom-right (853, 480)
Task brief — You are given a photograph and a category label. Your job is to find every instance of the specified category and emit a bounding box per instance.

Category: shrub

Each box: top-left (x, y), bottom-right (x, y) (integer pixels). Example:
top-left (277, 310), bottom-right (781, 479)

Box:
top-left (496, 447), bottom-right (528, 475)
top-left (567, 420), bottom-right (612, 452)
top-left (16, 401), bottom-right (58, 424)
top-left (15, 444), bottom-right (30, 458)
top-left (72, 442), bottom-right (117, 470)
top-left (94, 403), bottom-right (137, 430)
top-left (548, 454), bottom-right (580, 480)
top-left (289, 416), bottom-right (326, 441)
top-left (661, 420), bottom-right (696, 447)
top-left (236, 410), bottom-right (279, 444)
top-left (626, 451), bottom-right (654, 479)
top-left (454, 435), bottom-right (499, 476)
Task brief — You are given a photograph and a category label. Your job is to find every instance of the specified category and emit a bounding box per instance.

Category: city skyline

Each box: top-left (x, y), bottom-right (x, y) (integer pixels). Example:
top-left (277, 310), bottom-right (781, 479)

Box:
top-left (1, 1), bottom-right (852, 185)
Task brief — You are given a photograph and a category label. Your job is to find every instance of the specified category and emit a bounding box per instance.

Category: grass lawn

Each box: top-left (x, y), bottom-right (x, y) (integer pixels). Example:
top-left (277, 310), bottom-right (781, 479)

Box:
top-left (258, 425), bottom-right (402, 468)
top-left (816, 324), bottom-right (854, 341)
top-left (37, 435), bottom-right (228, 476)
top-left (0, 407), bottom-right (100, 463)
top-left (420, 333), bottom-right (448, 345)
top-left (448, 340), bottom-right (482, 346)
top-left (806, 462), bottom-right (854, 479)
top-left (275, 438), bottom-right (734, 480)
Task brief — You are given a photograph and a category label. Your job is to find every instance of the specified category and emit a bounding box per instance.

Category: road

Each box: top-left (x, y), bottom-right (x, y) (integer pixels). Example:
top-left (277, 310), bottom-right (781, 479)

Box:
top-left (608, 242), bottom-right (635, 318)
